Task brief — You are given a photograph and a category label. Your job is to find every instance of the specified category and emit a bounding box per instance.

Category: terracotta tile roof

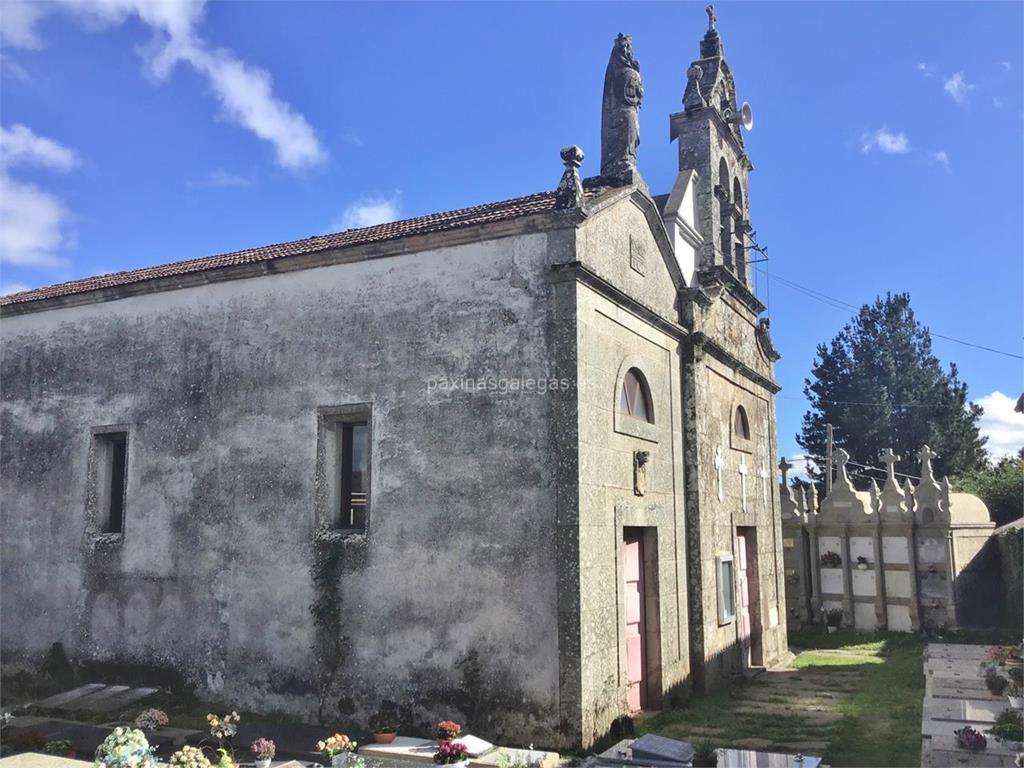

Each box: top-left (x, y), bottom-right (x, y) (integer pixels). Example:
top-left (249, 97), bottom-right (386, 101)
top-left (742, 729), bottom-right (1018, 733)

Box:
top-left (2, 190), bottom-right (559, 308)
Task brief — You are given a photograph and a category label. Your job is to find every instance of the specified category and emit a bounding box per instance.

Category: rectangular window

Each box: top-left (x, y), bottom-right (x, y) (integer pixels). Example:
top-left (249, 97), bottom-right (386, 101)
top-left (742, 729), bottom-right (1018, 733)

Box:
top-left (717, 554), bottom-right (736, 625)
top-left (94, 430), bottom-right (128, 533)
top-left (317, 405), bottom-right (372, 532)
top-left (337, 421), bottom-right (368, 529)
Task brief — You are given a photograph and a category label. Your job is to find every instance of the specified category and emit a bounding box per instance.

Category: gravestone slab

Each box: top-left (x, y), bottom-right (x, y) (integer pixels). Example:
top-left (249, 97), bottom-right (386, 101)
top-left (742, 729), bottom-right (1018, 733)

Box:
top-left (630, 734), bottom-right (694, 764)
top-left (55, 687), bottom-right (129, 712)
top-left (31, 686), bottom-right (106, 710)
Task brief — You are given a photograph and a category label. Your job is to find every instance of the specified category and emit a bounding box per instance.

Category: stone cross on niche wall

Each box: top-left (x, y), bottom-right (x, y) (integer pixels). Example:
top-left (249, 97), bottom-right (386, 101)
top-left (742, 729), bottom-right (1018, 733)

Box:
top-left (917, 444), bottom-right (939, 484)
top-left (758, 462), bottom-right (769, 509)
top-left (880, 448), bottom-right (899, 490)
top-left (714, 446), bottom-right (724, 501)
top-left (738, 456), bottom-right (749, 512)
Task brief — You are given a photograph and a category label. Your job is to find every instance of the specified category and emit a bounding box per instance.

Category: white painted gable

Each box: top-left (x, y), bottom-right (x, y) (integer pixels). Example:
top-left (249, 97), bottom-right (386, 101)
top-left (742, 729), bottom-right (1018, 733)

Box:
top-left (661, 169), bottom-right (703, 287)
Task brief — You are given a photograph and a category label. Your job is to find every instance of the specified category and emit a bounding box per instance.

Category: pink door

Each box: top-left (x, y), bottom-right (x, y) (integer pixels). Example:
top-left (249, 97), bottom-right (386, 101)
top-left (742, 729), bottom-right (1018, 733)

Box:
top-left (623, 530), bottom-right (646, 712)
top-left (736, 533), bottom-right (752, 670)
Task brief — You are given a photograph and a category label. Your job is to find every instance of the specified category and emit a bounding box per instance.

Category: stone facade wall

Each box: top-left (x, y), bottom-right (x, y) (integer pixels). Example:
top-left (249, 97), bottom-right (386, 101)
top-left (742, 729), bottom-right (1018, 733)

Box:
top-left (1, 232), bottom-right (566, 743)
top-left (684, 285), bottom-right (787, 692)
top-left (569, 199), bottom-right (690, 744)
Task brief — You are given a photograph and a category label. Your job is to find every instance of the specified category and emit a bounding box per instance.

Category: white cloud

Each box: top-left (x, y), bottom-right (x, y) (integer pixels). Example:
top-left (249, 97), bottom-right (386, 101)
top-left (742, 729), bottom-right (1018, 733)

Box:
top-left (0, 281), bottom-right (32, 296)
top-left (0, 173), bottom-right (73, 269)
top-left (917, 62), bottom-right (935, 78)
top-left (1002, 61), bottom-right (1014, 73)
top-left (0, 0), bottom-right (326, 172)
top-left (861, 126), bottom-right (910, 155)
top-left (993, 96), bottom-right (1004, 109)
top-left (943, 71), bottom-right (975, 106)
top-left (329, 194), bottom-right (402, 232)
top-left (976, 391), bottom-right (1024, 460)
top-left (188, 168), bottom-right (252, 188)
top-left (0, 0), bottom-right (48, 49)
top-left (930, 150), bottom-right (951, 173)
top-left (1, 123), bottom-right (79, 171)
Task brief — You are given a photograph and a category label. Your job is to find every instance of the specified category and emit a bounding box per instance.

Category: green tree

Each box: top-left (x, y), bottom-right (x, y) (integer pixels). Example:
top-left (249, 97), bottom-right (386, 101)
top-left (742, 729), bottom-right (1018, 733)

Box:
top-left (953, 454), bottom-right (1024, 526)
top-left (798, 293), bottom-right (988, 484)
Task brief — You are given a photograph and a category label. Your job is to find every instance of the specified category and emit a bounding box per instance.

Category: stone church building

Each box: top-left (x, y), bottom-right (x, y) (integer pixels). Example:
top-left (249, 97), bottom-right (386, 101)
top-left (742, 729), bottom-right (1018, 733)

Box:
top-left (1, 11), bottom-right (787, 748)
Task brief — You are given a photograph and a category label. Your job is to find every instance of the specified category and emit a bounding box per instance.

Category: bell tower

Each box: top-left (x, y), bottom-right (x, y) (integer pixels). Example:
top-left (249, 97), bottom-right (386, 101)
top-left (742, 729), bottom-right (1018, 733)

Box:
top-left (670, 5), bottom-right (755, 289)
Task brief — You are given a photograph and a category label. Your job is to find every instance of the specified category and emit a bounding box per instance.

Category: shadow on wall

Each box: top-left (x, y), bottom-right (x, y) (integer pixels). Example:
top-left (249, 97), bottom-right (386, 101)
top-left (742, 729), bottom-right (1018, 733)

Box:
top-left (955, 522), bottom-right (1024, 629)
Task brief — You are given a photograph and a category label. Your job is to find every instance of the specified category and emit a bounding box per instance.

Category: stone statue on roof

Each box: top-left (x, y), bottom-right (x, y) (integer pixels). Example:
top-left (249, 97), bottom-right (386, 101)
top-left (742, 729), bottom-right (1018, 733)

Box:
top-left (601, 33), bottom-right (644, 186)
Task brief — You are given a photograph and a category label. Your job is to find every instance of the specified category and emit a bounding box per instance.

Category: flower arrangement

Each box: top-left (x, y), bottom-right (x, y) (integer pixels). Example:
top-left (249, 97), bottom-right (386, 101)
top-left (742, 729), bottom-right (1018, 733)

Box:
top-left (954, 726), bottom-right (987, 751)
top-left (94, 727), bottom-right (157, 768)
top-left (134, 709), bottom-right (169, 732)
top-left (825, 608), bottom-right (843, 628)
top-left (168, 746), bottom-right (212, 768)
top-left (317, 734), bottom-right (356, 755)
top-left (988, 646), bottom-right (1016, 666)
top-left (819, 551), bottom-right (841, 568)
top-left (206, 711), bottom-right (240, 762)
top-left (986, 671), bottom-right (1010, 696)
top-left (251, 739), bottom-right (276, 761)
top-left (207, 712), bottom-right (240, 742)
top-left (855, 555), bottom-right (870, 569)
top-left (436, 721), bottom-right (462, 741)
top-left (369, 710), bottom-right (399, 734)
top-left (42, 740), bottom-right (74, 757)
top-left (988, 708), bottom-right (1023, 745)
top-left (691, 741), bottom-right (718, 768)
top-left (433, 741), bottom-right (470, 765)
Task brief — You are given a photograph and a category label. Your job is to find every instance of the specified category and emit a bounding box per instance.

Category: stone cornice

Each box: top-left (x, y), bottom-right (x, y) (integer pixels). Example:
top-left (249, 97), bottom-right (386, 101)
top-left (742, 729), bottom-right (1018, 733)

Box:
top-left (548, 261), bottom-right (687, 341)
top-left (688, 331), bottom-right (781, 394)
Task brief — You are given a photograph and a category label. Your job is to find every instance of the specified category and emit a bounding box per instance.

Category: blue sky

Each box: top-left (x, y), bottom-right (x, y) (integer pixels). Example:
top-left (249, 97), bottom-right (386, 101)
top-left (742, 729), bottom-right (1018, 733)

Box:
top-left (1, 1), bottom-right (1021, 469)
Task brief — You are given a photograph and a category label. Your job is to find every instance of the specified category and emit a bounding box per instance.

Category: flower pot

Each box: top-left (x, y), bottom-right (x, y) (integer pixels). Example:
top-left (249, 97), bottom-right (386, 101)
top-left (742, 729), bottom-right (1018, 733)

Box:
top-left (440, 762), bottom-right (468, 768)
top-left (255, 759), bottom-right (272, 768)
top-left (330, 753), bottom-right (352, 767)
top-left (856, 563), bottom-right (868, 570)
top-left (827, 626), bottom-right (837, 634)
top-left (1008, 695), bottom-right (1023, 708)
top-left (373, 732), bottom-right (397, 745)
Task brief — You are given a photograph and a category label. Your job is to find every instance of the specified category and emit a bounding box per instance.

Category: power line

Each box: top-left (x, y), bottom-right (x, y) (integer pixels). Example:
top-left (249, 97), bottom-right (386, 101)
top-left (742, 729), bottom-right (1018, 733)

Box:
top-left (766, 273), bottom-right (1024, 361)
top-left (777, 395), bottom-right (952, 409)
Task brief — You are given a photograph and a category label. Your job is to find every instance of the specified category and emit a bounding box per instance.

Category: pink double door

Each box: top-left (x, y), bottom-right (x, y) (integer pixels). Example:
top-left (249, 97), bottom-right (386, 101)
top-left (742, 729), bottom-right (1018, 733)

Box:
top-left (736, 532), bottom-right (752, 670)
top-left (624, 530), bottom-right (646, 712)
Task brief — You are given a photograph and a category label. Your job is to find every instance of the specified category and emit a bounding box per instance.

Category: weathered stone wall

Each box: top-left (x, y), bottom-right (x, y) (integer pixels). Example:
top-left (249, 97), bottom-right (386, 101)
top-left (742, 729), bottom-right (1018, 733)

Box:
top-left (685, 285), bottom-right (787, 692)
top-left (570, 199), bottom-right (690, 744)
top-left (1, 232), bottom-right (566, 743)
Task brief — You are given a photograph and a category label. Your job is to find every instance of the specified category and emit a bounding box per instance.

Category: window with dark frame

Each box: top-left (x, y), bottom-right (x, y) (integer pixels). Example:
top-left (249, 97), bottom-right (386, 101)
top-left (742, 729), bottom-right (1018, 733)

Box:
top-left (734, 405), bottom-right (751, 441)
top-left (620, 368), bottom-right (653, 424)
top-left (337, 420), bottom-right (369, 529)
top-left (96, 431), bottom-right (128, 533)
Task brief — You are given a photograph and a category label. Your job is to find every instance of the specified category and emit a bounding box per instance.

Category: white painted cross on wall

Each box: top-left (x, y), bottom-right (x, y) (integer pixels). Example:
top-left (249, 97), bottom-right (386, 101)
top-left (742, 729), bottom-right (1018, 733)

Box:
top-left (714, 446), bottom-right (724, 501)
top-left (758, 462), bottom-right (769, 509)
top-left (738, 456), bottom-right (749, 512)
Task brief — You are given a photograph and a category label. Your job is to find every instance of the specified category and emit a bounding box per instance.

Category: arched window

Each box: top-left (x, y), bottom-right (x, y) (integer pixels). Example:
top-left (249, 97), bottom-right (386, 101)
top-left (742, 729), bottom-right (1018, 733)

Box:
top-left (733, 177), bottom-right (746, 284)
top-left (734, 405), bottom-right (750, 440)
top-left (718, 158), bottom-right (732, 269)
top-left (620, 368), bottom-right (653, 423)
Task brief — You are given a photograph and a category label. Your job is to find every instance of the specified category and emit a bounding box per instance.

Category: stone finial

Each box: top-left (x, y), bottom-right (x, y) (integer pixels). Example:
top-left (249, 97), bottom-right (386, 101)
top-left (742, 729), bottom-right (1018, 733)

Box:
top-left (880, 448), bottom-right (900, 490)
top-left (601, 33), bottom-right (644, 186)
top-left (869, 478), bottom-right (880, 514)
top-left (917, 444), bottom-right (939, 485)
top-left (555, 145), bottom-right (585, 211)
top-left (833, 447), bottom-right (853, 491)
top-left (903, 477), bottom-right (916, 511)
top-left (808, 482), bottom-right (819, 513)
top-left (706, 4), bottom-right (717, 31)
top-left (685, 64), bottom-right (706, 109)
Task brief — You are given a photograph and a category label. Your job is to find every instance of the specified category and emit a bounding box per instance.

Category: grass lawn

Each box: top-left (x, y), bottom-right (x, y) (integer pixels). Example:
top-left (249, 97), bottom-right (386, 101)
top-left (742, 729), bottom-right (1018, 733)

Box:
top-left (636, 628), bottom-right (926, 768)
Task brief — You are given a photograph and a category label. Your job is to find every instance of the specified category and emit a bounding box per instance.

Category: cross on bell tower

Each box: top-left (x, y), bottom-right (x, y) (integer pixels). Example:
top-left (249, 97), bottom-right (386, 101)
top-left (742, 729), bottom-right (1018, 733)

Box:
top-left (670, 5), bottom-right (755, 288)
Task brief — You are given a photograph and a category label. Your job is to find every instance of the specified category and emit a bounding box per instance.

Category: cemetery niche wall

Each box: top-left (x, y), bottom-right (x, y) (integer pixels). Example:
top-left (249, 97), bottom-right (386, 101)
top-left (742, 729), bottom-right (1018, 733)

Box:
top-left (781, 445), bottom-right (1003, 632)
